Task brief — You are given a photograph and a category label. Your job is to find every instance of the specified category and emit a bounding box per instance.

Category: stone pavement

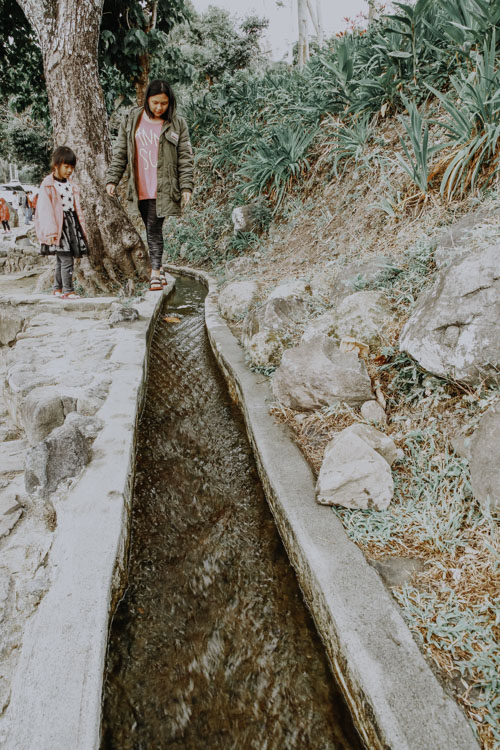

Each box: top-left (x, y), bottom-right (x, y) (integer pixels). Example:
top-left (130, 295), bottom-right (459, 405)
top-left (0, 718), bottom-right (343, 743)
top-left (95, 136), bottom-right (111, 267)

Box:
top-left (0, 267), bottom-right (171, 748)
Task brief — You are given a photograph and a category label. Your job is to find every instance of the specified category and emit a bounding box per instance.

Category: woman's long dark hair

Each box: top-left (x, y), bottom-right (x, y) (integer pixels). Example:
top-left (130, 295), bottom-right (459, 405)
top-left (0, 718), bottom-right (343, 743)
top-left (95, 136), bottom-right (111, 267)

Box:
top-left (144, 79), bottom-right (176, 122)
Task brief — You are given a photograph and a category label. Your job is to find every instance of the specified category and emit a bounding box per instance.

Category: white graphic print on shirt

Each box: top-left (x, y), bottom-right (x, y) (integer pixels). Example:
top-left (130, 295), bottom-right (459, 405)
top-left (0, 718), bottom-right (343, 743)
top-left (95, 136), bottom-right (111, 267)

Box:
top-left (136, 125), bottom-right (161, 170)
top-left (54, 179), bottom-right (75, 212)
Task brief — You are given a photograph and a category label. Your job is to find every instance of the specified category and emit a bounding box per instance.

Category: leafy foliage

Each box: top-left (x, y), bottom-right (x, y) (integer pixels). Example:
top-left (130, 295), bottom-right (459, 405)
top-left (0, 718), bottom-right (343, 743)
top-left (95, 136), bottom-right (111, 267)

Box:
top-left (428, 32), bottom-right (500, 198)
top-left (157, 7), bottom-right (268, 88)
top-left (396, 97), bottom-right (443, 194)
top-left (237, 126), bottom-right (318, 211)
top-left (99, 0), bottom-right (190, 100)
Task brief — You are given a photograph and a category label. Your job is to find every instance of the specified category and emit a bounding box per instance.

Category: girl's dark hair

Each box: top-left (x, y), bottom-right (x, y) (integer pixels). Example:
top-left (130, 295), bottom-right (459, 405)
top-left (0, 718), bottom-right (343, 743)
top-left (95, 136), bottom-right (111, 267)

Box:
top-left (144, 79), bottom-right (176, 121)
top-left (51, 146), bottom-right (77, 169)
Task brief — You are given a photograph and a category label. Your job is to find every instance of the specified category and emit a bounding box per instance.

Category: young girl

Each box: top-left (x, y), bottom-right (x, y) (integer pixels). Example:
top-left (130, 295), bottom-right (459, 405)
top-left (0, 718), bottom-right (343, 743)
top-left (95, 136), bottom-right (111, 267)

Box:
top-left (35, 146), bottom-right (88, 299)
top-left (0, 198), bottom-right (10, 233)
top-left (105, 79), bottom-right (194, 291)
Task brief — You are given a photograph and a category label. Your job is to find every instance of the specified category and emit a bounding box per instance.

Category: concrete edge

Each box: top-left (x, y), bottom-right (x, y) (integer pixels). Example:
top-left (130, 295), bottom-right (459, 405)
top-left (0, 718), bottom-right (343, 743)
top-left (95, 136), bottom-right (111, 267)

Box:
top-left (165, 263), bottom-right (479, 750)
top-left (3, 281), bottom-right (174, 750)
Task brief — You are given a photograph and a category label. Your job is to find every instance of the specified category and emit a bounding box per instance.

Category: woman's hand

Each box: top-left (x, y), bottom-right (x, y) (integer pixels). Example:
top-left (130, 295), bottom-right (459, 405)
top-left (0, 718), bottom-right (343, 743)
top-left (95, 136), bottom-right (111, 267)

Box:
top-left (180, 191), bottom-right (192, 210)
top-left (106, 183), bottom-right (116, 196)
top-left (47, 234), bottom-right (58, 245)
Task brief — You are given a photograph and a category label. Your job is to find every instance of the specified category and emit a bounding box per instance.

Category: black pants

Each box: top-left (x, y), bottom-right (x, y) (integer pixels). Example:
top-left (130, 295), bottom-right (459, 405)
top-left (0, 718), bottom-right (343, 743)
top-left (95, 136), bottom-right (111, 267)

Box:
top-left (138, 199), bottom-right (164, 271)
top-left (2, 220), bottom-right (10, 231)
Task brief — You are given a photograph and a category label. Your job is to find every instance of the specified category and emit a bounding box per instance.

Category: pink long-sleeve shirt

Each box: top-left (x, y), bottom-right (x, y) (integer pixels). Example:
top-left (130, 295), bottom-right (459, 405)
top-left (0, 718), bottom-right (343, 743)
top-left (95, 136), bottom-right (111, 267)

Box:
top-left (135, 112), bottom-right (163, 200)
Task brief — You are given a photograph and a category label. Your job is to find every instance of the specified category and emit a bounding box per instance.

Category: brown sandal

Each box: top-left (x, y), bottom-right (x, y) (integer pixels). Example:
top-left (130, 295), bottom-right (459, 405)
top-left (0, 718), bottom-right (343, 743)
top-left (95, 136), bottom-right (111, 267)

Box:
top-left (149, 277), bottom-right (163, 291)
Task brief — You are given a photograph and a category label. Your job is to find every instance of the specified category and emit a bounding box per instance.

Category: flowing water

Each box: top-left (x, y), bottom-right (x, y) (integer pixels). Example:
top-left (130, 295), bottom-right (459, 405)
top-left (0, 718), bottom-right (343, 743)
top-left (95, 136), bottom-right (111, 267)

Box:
top-left (101, 277), bottom-right (362, 750)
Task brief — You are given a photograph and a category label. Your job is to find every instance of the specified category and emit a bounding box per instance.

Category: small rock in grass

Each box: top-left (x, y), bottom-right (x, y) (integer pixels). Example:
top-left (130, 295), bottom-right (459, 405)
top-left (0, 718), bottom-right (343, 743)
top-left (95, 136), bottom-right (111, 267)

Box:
top-left (343, 423), bottom-right (403, 466)
top-left (316, 431), bottom-right (394, 510)
top-left (331, 291), bottom-right (393, 349)
top-left (361, 400), bottom-right (388, 426)
top-left (372, 557), bottom-right (425, 587)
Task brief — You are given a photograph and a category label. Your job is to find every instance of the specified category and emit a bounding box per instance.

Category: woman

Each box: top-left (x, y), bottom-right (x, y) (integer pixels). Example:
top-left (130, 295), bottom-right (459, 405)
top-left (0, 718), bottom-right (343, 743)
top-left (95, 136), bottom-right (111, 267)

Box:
top-left (105, 79), bottom-right (194, 290)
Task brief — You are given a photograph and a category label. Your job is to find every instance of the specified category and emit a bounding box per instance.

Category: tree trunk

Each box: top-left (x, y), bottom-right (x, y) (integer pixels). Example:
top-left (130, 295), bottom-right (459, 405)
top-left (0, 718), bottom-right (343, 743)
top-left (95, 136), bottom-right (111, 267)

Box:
top-left (307, 0), bottom-right (323, 48)
top-left (315, 0), bottom-right (324, 48)
top-left (16, 0), bottom-right (149, 293)
top-left (135, 2), bottom-right (158, 106)
top-left (135, 53), bottom-right (150, 106)
top-left (297, 0), bottom-right (309, 68)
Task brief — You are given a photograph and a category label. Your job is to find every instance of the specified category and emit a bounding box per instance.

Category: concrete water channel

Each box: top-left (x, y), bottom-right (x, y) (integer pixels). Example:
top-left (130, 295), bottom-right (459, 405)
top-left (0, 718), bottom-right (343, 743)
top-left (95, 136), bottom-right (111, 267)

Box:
top-left (100, 277), bottom-right (363, 749)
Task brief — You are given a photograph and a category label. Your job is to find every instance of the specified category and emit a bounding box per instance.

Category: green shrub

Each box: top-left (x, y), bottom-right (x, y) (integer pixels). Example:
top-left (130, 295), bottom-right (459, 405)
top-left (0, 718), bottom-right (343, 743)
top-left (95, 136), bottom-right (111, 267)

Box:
top-left (428, 32), bottom-right (500, 198)
top-left (237, 125), bottom-right (318, 211)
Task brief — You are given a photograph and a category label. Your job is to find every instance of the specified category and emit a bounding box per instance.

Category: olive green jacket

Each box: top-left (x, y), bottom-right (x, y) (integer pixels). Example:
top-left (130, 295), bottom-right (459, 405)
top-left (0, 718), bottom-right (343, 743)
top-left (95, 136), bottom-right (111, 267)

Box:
top-left (105, 107), bottom-right (194, 218)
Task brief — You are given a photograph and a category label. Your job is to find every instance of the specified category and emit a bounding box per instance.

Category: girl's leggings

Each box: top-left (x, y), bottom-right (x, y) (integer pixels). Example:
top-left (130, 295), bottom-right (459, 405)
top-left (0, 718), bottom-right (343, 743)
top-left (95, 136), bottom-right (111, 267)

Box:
top-left (54, 252), bottom-right (74, 294)
top-left (138, 199), bottom-right (164, 270)
top-left (2, 220), bottom-right (10, 231)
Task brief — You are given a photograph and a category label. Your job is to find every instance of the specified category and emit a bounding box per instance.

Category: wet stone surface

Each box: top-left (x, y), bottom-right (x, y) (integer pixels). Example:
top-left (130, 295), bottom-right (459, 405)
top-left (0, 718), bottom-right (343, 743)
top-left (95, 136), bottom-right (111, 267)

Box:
top-left (101, 278), bottom-right (362, 750)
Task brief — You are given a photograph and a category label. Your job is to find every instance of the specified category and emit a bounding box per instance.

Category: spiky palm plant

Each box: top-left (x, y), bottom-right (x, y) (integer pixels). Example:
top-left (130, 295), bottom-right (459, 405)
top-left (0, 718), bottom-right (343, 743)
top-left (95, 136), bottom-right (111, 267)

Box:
top-left (427, 32), bottom-right (500, 198)
top-left (237, 125), bottom-right (318, 211)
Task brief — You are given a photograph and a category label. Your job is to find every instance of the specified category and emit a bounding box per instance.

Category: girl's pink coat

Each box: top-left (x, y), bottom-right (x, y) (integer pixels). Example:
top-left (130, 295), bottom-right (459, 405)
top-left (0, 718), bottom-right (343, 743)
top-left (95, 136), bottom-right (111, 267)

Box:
top-left (34, 173), bottom-right (87, 245)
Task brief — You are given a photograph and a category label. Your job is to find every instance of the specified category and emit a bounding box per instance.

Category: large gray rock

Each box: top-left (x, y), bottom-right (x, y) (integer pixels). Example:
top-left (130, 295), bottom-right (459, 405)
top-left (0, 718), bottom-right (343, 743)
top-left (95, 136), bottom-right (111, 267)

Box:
top-left (246, 331), bottom-right (285, 368)
top-left (0, 306), bottom-right (26, 345)
top-left (330, 291), bottom-right (392, 348)
top-left (218, 280), bottom-right (260, 321)
top-left (310, 257), bottom-right (398, 302)
top-left (267, 279), bottom-right (311, 301)
top-left (468, 404), bottom-right (500, 515)
top-left (20, 386), bottom-right (77, 446)
top-left (400, 245), bottom-right (500, 384)
top-left (316, 430), bottom-right (394, 510)
top-left (242, 297), bottom-right (308, 368)
top-left (24, 420), bottom-right (91, 496)
top-left (272, 334), bottom-right (373, 410)
top-left (301, 311), bottom-right (338, 344)
top-left (434, 205), bottom-right (499, 268)
top-left (242, 297), bottom-right (307, 347)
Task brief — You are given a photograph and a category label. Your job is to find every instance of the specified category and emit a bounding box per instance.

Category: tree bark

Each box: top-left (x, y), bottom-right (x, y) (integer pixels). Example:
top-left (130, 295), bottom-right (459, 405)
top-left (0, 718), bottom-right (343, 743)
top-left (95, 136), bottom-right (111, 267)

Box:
top-left (306, 0), bottom-right (323, 48)
top-left (297, 0), bottom-right (309, 68)
top-left (315, 0), bottom-right (324, 48)
top-left (134, 1), bottom-right (158, 106)
top-left (135, 53), bottom-right (151, 106)
top-left (16, 0), bottom-right (149, 293)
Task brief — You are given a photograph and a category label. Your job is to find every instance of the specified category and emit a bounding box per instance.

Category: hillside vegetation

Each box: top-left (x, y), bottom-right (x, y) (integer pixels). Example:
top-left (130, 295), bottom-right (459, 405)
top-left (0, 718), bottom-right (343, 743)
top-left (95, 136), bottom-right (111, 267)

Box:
top-left (160, 3), bottom-right (500, 748)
